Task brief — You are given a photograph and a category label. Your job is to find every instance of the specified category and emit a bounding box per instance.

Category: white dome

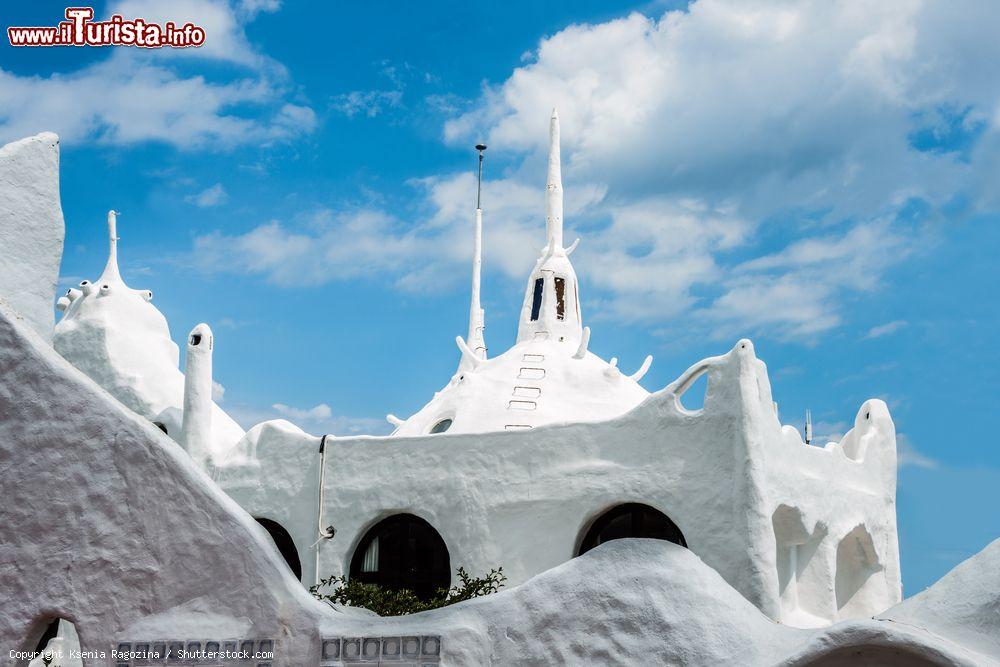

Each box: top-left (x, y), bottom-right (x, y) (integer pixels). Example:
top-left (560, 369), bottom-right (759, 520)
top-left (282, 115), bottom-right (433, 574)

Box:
top-left (393, 337), bottom-right (648, 436)
top-left (54, 211), bottom-right (244, 459)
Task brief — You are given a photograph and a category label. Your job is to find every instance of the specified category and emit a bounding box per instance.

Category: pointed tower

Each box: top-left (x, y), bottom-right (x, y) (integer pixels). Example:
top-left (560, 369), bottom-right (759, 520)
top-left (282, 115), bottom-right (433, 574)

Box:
top-left (515, 109), bottom-right (583, 346)
top-left (463, 144), bottom-right (488, 367)
top-left (98, 210), bottom-right (123, 285)
top-left (545, 109), bottom-right (564, 252)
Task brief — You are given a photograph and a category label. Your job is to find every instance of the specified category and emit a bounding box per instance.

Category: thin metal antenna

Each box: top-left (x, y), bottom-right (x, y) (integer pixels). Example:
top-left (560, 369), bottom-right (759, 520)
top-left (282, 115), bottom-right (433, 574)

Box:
top-left (475, 143), bottom-right (487, 209)
top-left (805, 409), bottom-right (813, 445)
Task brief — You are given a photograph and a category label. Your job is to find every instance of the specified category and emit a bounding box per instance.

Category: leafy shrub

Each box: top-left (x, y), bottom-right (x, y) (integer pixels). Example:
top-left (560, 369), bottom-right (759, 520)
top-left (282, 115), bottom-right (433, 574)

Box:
top-left (309, 566), bottom-right (505, 616)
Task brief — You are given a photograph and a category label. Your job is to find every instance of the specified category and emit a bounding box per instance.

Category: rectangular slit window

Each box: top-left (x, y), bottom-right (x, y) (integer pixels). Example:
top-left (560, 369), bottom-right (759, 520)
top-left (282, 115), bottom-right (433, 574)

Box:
top-left (530, 278), bottom-right (544, 321)
top-left (554, 277), bottom-right (566, 320)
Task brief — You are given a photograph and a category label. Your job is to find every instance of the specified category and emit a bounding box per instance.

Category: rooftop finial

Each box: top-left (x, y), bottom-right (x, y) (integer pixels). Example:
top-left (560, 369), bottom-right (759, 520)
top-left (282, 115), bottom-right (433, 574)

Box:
top-left (98, 210), bottom-right (122, 284)
top-left (464, 144), bottom-right (488, 366)
top-left (546, 108), bottom-right (563, 251)
top-left (476, 143), bottom-right (487, 209)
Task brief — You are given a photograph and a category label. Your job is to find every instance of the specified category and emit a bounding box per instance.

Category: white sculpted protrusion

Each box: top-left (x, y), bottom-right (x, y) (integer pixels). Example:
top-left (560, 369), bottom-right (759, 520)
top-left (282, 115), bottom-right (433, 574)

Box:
top-left (391, 109), bottom-right (647, 435)
top-left (181, 323), bottom-right (214, 467)
top-left (545, 108), bottom-right (564, 252)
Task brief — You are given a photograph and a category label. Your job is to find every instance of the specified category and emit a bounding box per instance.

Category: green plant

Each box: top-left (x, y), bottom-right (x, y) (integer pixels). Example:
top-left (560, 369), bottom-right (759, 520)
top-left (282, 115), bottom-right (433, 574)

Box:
top-left (309, 566), bottom-right (506, 616)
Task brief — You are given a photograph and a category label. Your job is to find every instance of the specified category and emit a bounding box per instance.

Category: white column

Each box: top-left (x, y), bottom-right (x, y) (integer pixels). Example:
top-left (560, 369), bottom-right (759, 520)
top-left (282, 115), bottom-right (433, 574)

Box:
top-left (180, 323), bottom-right (213, 467)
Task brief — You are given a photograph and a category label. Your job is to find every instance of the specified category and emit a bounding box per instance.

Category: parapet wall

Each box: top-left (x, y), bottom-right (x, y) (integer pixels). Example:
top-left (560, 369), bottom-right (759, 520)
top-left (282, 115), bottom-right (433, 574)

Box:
top-left (220, 338), bottom-right (899, 624)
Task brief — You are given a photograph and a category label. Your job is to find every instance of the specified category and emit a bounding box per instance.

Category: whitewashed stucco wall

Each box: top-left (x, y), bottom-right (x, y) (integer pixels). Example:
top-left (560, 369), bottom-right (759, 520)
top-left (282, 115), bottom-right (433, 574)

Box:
top-left (0, 133), bottom-right (64, 343)
top-left (220, 339), bottom-right (900, 623)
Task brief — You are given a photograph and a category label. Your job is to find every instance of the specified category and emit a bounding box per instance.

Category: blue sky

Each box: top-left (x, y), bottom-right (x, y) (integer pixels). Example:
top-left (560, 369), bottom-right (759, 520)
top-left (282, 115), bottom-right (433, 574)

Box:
top-left (2, 0), bottom-right (998, 594)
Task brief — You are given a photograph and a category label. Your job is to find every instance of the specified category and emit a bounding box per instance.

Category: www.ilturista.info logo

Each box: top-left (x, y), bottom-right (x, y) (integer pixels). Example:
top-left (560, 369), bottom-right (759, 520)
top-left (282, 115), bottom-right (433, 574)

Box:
top-left (8, 7), bottom-right (206, 48)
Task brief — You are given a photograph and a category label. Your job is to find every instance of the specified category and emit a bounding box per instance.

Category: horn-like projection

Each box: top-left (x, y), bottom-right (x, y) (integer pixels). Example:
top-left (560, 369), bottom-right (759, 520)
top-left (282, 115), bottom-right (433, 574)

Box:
top-left (629, 355), bottom-right (653, 382)
top-left (573, 326), bottom-right (591, 359)
top-left (455, 336), bottom-right (481, 370)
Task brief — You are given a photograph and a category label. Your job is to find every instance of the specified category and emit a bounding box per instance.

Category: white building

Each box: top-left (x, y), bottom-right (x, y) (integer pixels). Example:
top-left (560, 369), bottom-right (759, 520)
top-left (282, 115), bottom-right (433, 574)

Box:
top-left (53, 111), bottom-right (902, 629)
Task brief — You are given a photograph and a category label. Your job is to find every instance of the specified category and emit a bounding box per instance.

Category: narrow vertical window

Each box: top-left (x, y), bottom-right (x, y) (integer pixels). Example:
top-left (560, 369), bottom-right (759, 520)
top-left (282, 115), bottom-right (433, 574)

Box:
top-left (554, 277), bottom-right (566, 320)
top-left (530, 278), bottom-right (544, 321)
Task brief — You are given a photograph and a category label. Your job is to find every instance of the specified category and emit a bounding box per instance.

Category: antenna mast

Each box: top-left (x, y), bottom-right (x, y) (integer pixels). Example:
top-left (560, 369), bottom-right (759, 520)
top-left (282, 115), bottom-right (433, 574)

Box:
top-left (475, 143), bottom-right (487, 209)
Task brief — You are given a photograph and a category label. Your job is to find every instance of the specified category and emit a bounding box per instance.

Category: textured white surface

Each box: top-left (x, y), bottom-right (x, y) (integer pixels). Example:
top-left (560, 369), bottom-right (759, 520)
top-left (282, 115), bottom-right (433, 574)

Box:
top-left (879, 536), bottom-right (1000, 658)
top-left (0, 298), bottom-right (997, 665)
top-left (0, 299), bottom-right (329, 665)
top-left (0, 133), bottom-right (64, 343)
top-left (320, 539), bottom-right (998, 666)
top-left (223, 338), bottom-right (902, 626)
top-left (181, 323), bottom-right (215, 466)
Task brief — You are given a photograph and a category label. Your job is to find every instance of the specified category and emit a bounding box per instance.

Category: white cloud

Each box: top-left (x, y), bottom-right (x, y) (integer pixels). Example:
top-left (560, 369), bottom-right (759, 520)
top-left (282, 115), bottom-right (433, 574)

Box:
top-left (702, 220), bottom-right (912, 340)
top-left (224, 401), bottom-right (391, 436)
top-left (897, 433), bottom-right (938, 469)
top-left (0, 1), bottom-right (314, 148)
top-left (866, 319), bottom-right (908, 339)
top-left (108, 0), bottom-right (277, 68)
top-left (331, 90), bottom-right (403, 118)
top-left (188, 0), bottom-right (1000, 342)
top-left (186, 183), bottom-right (229, 208)
top-left (212, 380), bottom-right (226, 402)
top-left (272, 402), bottom-right (332, 420)
top-left (436, 1), bottom-right (999, 339)
top-left (810, 420), bottom-right (850, 445)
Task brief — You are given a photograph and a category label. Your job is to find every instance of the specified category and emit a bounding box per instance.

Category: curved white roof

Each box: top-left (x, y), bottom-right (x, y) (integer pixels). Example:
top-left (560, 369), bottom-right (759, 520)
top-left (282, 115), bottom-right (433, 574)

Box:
top-left (392, 110), bottom-right (652, 436)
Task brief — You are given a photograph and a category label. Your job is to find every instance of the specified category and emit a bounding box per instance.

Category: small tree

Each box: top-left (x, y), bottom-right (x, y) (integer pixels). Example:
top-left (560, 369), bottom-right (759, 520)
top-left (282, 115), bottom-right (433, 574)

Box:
top-left (310, 566), bottom-right (505, 616)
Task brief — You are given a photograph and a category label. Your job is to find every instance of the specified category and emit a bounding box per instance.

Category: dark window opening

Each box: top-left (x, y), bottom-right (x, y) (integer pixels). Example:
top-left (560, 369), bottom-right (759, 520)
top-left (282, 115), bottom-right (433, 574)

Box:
top-left (350, 514), bottom-right (450, 600)
top-left (152, 421), bottom-right (168, 434)
top-left (577, 503), bottom-right (686, 556)
top-left (190, 333), bottom-right (202, 346)
top-left (256, 518), bottom-right (302, 581)
top-left (554, 277), bottom-right (566, 320)
top-left (530, 278), bottom-right (544, 321)
top-left (430, 418), bottom-right (453, 434)
top-left (33, 618), bottom-right (60, 653)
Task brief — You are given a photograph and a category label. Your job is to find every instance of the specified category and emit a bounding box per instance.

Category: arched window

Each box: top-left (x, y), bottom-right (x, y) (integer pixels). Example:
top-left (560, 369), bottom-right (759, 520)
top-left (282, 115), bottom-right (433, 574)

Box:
top-left (350, 514), bottom-right (450, 600)
top-left (430, 418), bottom-right (452, 434)
top-left (577, 503), bottom-right (686, 556)
top-left (255, 518), bottom-right (302, 581)
top-left (26, 618), bottom-right (81, 666)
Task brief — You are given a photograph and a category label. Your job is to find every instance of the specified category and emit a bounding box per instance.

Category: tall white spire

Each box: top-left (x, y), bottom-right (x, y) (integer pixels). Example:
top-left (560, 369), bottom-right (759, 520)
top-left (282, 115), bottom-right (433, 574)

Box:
top-left (98, 210), bottom-right (122, 284)
top-left (463, 144), bottom-right (488, 368)
top-left (515, 108), bottom-right (583, 345)
top-left (468, 208), bottom-right (486, 359)
top-left (467, 207), bottom-right (487, 359)
top-left (546, 108), bottom-right (564, 252)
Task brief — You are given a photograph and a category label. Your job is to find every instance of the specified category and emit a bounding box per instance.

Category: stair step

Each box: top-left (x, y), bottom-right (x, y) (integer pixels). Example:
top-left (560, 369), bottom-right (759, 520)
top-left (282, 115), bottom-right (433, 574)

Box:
top-left (508, 400), bottom-right (537, 411)
top-left (518, 367), bottom-right (546, 380)
top-left (512, 386), bottom-right (541, 398)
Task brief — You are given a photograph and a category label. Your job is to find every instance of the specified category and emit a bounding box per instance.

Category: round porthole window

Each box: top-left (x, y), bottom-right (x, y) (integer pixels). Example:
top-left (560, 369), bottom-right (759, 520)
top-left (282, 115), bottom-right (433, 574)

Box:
top-left (430, 418), bottom-right (453, 434)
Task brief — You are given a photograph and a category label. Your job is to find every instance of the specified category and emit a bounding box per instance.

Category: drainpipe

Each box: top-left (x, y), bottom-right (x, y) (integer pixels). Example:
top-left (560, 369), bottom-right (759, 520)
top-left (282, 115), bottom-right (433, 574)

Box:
top-left (314, 435), bottom-right (336, 587)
